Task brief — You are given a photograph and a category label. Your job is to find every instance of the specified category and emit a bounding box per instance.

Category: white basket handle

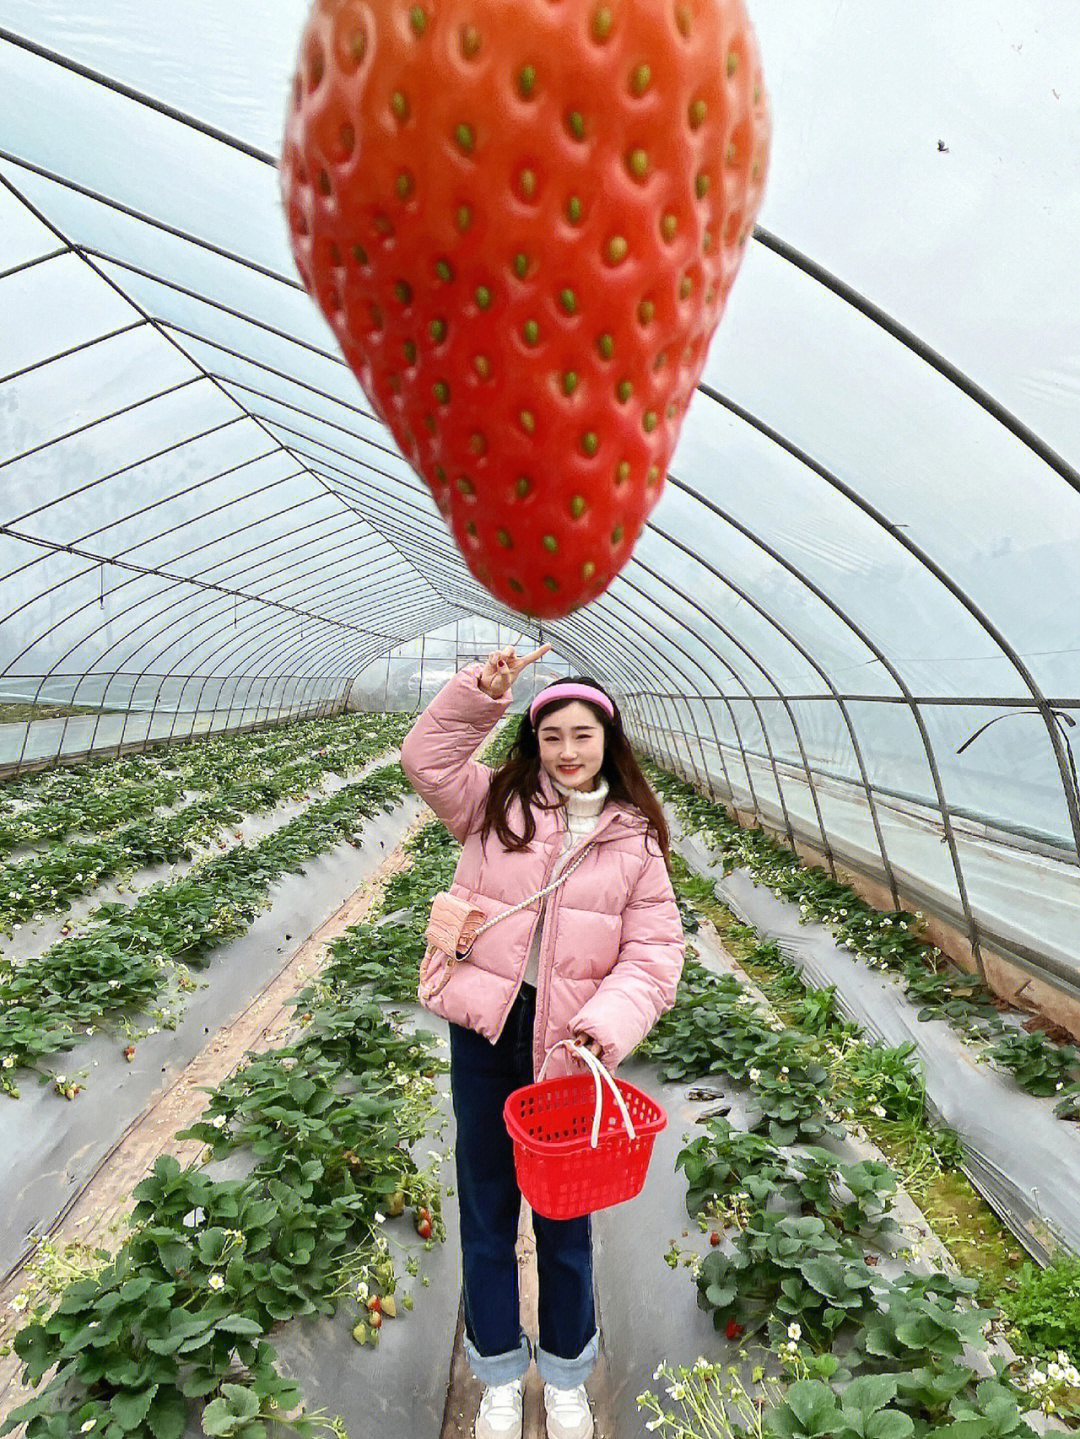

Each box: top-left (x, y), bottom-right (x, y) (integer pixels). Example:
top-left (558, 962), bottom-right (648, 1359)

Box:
top-left (538, 1039), bottom-right (637, 1148)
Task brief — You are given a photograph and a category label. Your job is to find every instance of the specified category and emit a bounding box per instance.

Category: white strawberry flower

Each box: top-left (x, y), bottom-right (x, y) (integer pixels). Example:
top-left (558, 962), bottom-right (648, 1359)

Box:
top-left (208, 1273), bottom-right (225, 1292)
top-left (787, 1322), bottom-right (801, 1341)
top-left (81, 1423), bottom-right (97, 1433)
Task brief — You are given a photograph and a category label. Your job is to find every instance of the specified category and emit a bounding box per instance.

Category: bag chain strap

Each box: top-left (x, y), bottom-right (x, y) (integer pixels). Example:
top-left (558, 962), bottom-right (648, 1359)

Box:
top-left (462, 841), bottom-right (596, 951)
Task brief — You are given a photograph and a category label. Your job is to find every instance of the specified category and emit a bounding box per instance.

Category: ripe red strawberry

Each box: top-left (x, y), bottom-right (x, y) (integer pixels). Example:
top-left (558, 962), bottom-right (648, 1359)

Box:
top-left (282, 0), bottom-right (769, 617)
top-left (725, 1318), bottom-right (743, 1341)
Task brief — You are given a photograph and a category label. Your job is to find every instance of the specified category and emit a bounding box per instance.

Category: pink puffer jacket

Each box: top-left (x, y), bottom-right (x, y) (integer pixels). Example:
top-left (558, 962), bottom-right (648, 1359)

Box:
top-left (399, 666), bottom-right (685, 1079)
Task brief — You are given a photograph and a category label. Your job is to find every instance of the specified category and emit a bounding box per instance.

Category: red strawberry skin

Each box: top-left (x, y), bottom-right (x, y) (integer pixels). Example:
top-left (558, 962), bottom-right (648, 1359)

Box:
top-left (282, 0), bottom-right (770, 618)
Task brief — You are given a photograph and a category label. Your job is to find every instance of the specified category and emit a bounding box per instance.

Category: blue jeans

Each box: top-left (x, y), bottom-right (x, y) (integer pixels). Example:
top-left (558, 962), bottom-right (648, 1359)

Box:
top-left (449, 983), bottom-right (599, 1387)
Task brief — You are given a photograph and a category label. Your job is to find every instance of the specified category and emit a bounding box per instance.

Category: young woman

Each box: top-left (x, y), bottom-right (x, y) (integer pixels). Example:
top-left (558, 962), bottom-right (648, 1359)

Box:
top-left (400, 644), bottom-right (685, 1439)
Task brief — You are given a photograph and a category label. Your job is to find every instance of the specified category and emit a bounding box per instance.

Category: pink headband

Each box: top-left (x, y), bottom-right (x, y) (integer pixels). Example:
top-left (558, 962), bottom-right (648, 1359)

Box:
top-left (529, 684), bottom-right (615, 725)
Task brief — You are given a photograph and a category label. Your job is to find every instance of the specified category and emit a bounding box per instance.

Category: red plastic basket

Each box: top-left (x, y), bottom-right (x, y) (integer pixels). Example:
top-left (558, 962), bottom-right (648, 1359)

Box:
top-left (503, 1042), bottom-right (667, 1221)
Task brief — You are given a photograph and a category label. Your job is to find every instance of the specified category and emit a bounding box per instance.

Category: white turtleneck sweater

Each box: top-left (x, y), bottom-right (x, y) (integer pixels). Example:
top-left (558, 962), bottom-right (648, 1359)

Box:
top-left (522, 774), bottom-right (609, 989)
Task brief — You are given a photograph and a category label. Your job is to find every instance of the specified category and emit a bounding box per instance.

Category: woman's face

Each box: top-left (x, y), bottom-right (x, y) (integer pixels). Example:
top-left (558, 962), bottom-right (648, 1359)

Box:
top-left (535, 700), bottom-right (606, 791)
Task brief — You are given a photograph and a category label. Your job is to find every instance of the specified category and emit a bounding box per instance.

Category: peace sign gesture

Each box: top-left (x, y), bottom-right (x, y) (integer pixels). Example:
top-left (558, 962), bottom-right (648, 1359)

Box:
top-left (478, 643), bottom-right (552, 699)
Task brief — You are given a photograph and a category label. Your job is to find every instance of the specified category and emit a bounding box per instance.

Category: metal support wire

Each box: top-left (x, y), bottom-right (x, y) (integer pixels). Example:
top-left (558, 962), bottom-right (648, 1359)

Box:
top-left (3, 491), bottom-right (362, 680)
top-left (560, 593), bottom-right (735, 806)
top-left (623, 559), bottom-right (834, 876)
top-left (8, 416), bottom-right (252, 528)
top-left (554, 605), bottom-right (736, 803)
top-left (550, 603), bottom-right (680, 774)
top-left (633, 691), bottom-right (1080, 708)
top-left (581, 586), bottom-right (760, 821)
top-left (78, 246), bottom-right (352, 374)
top-left (8, 525), bottom-right (424, 770)
top-left (1, 320), bottom-right (147, 387)
top-left (0, 245), bottom-right (69, 280)
top-left (664, 472), bottom-right (989, 977)
top-left (957, 709), bottom-right (1080, 820)
top-left (698, 385), bottom-right (1080, 869)
top-left (0, 169), bottom-right (441, 643)
top-left (99, 588), bottom-right (438, 765)
top-left (65, 585), bottom-right (431, 770)
top-left (0, 28), bottom-right (279, 166)
top-left (4, 427), bottom-right (274, 591)
top-left (753, 226), bottom-right (1080, 497)
top-left (644, 524), bottom-right (898, 900)
top-left (127, 575), bottom-right (407, 728)
top-left (0, 146), bottom-right (302, 291)
top-left (609, 589), bottom-right (760, 820)
top-left (0, 373), bottom-right (206, 472)
top-left (160, 321), bottom-right (370, 420)
top-left (256, 421), bottom-right (441, 507)
top-left (3, 448), bottom-right (425, 690)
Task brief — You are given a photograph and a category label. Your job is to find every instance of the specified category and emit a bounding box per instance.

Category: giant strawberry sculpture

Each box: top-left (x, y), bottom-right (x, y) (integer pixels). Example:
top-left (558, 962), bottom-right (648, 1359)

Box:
top-left (282, 0), bottom-right (770, 618)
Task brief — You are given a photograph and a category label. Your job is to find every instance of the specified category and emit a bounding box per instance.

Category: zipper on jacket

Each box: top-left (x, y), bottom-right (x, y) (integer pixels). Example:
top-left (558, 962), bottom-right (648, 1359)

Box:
top-left (532, 809), bottom-right (623, 1078)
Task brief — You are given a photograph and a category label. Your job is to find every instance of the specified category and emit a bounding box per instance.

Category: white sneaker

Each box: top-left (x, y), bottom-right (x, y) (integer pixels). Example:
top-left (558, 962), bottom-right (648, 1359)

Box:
top-left (475, 1378), bottom-right (523, 1439)
top-left (544, 1382), bottom-right (594, 1439)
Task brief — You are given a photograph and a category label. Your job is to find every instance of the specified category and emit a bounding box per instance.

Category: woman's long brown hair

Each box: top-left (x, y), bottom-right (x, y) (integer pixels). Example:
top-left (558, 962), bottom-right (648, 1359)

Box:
top-left (479, 677), bottom-right (671, 869)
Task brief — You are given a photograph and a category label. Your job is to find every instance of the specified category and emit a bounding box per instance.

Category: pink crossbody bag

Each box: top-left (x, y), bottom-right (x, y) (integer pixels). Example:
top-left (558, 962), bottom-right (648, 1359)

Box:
top-left (418, 842), bottom-right (596, 1006)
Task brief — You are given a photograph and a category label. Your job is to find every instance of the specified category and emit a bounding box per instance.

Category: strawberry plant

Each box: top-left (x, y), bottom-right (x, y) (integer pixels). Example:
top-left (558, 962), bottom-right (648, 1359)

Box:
top-left (3, 859), bottom-right (452, 1437)
top-left (855, 1267), bottom-right (995, 1370)
top-left (694, 1210), bottom-right (879, 1347)
top-left (985, 1030), bottom-right (1080, 1098)
top-left (1, 713), bottom-right (412, 933)
top-left (2, 721), bottom-right (523, 1431)
top-left (641, 955), bottom-right (842, 1145)
top-left (650, 760), bottom-right (1080, 1121)
top-left (281, 0), bottom-right (770, 616)
top-left (0, 763), bottom-right (414, 1088)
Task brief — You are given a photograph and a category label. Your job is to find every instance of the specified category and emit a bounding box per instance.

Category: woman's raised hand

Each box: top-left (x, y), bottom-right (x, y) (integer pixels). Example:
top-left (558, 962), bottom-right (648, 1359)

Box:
top-left (478, 643), bottom-right (552, 698)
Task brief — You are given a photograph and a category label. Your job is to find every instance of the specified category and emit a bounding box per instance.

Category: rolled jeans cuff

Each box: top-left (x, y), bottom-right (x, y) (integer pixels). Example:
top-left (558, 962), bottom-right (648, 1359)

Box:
top-left (464, 1329), bottom-right (532, 1385)
top-left (536, 1328), bottom-right (600, 1388)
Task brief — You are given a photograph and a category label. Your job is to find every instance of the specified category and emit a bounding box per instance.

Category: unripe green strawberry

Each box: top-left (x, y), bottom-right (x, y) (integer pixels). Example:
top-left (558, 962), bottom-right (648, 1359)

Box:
top-left (282, 0), bottom-right (770, 618)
